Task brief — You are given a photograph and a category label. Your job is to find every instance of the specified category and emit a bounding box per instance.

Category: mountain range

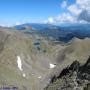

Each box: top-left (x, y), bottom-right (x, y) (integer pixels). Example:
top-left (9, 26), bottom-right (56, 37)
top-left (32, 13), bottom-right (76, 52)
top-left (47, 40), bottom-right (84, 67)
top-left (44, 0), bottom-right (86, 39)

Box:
top-left (13, 23), bottom-right (90, 42)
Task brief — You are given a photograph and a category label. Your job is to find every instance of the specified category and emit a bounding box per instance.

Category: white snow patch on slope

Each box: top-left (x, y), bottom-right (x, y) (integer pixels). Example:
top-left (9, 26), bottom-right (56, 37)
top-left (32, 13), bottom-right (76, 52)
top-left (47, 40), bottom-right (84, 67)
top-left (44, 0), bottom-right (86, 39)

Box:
top-left (17, 56), bottom-right (23, 71)
top-left (38, 76), bottom-right (42, 79)
top-left (17, 56), bottom-right (27, 78)
top-left (23, 73), bottom-right (26, 77)
top-left (49, 63), bottom-right (56, 69)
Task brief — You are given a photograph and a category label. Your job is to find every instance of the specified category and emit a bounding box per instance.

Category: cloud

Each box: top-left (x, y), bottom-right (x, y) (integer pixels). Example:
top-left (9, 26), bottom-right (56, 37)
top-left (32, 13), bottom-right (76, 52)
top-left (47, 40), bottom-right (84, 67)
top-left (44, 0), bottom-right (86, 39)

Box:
top-left (45, 0), bottom-right (90, 24)
top-left (68, 4), bottom-right (82, 15)
top-left (45, 13), bottom-right (77, 24)
top-left (67, 0), bottom-right (90, 23)
top-left (0, 22), bottom-right (12, 27)
top-left (61, 1), bottom-right (67, 8)
top-left (55, 13), bottom-right (76, 23)
top-left (15, 22), bottom-right (22, 25)
top-left (76, 0), bottom-right (90, 22)
top-left (76, 0), bottom-right (90, 10)
top-left (79, 20), bottom-right (89, 24)
top-left (78, 10), bottom-right (90, 22)
top-left (47, 17), bottom-right (54, 23)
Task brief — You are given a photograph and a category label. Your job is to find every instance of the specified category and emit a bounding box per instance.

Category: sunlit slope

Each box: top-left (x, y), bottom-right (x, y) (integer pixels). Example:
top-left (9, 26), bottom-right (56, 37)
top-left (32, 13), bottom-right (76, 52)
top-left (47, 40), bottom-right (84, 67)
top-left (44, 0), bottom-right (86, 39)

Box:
top-left (53, 38), bottom-right (90, 78)
top-left (0, 28), bottom-right (64, 90)
top-left (0, 28), bottom-right (90, 90)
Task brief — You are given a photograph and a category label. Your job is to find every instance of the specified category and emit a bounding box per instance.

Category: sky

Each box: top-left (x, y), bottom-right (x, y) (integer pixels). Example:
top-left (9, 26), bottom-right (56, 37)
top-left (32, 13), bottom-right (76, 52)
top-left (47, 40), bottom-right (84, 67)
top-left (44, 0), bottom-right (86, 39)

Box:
top-left (0, 0), bottom-right (90, 26)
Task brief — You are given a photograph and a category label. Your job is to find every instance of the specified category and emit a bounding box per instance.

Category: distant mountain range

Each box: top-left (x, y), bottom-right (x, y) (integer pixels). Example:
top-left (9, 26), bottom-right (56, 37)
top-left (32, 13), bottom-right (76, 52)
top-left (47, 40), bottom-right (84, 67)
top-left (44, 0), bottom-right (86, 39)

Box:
top-left (14, 23), bottom-right (90, 42)
top-left (14, 23), bottom-right (60, 30)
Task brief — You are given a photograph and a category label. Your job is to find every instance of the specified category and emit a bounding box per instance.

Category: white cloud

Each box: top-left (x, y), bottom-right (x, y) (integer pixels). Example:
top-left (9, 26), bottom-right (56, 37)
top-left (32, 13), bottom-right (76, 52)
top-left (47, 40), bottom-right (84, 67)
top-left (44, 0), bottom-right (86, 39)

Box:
top-left (61, 1), bottom-right (67, 8)
top-left (79, 20), bottom-right (88, 24)
top-left (0, 22), bottom-right (13, 27)
top-left (76, 0), bottom-right (90, 10)
top-left (48, 17), bottom-right (54, 23)
top-left (68, 4), bottom-right (82, 15)
top-left (15, 22), bottom-right (23, 25)
top-left (56, 13), bottom-right (76, 23)
top-left (46, 17), bottom-right (55, 24)
top-left (76, 0), bottom-right (90, 22)
top-left (46, 13), bottom-right (77, 24)
top-left (45, 0), bottom-right (90, 24)
top-left (78, 10), bottom-right (90, 22)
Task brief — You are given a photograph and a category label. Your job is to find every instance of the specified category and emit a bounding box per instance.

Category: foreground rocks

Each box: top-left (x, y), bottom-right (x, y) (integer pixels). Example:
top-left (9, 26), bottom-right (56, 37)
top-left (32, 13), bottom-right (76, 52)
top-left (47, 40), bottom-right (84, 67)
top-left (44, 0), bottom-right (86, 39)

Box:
top-left (45, 56), bottom-right (90, 90)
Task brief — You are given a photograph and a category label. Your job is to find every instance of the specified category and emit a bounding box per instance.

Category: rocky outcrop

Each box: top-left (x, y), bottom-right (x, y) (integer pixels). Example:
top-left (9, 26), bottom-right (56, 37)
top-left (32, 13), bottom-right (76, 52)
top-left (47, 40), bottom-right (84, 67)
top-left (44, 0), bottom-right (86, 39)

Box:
top-left (45, 56), bottom-right (90, 90)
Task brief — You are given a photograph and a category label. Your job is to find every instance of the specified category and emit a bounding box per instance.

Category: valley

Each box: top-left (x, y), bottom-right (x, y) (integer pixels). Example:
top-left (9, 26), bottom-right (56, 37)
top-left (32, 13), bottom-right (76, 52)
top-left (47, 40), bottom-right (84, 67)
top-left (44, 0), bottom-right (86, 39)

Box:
top-left (0, 24), bottom-right (90, 90)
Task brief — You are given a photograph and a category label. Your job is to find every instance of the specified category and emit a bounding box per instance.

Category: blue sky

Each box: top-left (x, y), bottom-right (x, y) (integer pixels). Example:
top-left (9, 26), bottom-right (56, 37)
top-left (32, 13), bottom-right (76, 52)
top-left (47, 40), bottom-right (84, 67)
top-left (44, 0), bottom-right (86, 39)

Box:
top-left (0, 0), bottom-right (89, 26)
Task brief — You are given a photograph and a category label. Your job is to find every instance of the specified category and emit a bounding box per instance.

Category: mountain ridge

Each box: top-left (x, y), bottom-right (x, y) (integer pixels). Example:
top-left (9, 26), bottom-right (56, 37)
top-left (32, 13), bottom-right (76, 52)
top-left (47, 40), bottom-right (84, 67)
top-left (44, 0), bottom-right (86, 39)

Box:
top-left (12, 23), bottom-right (90, 42)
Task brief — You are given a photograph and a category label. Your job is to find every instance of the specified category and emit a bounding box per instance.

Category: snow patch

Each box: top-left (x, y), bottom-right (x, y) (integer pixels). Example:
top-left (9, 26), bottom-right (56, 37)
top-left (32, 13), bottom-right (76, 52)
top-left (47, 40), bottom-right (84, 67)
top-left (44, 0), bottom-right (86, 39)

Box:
top-left (38, 76), bottom-right (42, 79)
top-left (17, 56), bottom-right (23, 71)
top-left (17, 56), bottom-right (26, 78)
top-left (32, 73), bottom-right (34, 75)
top-left (49, 63), bottom-right (56, 69)
top-left (23, 73), bottom-right (26, 77)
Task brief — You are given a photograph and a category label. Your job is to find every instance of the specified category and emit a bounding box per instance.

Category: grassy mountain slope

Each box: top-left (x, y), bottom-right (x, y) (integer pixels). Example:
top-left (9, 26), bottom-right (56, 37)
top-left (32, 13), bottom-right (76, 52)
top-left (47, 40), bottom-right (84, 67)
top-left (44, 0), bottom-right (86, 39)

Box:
top-left (0, 28), bottom-right (90, 90)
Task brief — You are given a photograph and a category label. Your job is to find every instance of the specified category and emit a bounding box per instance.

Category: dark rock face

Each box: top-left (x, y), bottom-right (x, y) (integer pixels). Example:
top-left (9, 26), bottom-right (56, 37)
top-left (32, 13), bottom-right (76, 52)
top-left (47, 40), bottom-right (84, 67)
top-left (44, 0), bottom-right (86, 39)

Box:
top-left (57, 67), bottom-right (70, 78)
top-left (69, 60), bottom-right (80, 72)
top-left (50, 75), bottom-right (57, 83)
top-left (78, 56), bottom-right (90, 80)
top-left (57, 60), bottom-right (80, 79)
top-left (45, 56), bottom-right (90, 90)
